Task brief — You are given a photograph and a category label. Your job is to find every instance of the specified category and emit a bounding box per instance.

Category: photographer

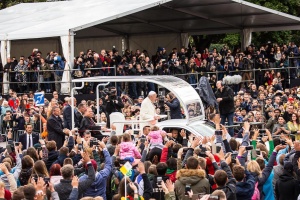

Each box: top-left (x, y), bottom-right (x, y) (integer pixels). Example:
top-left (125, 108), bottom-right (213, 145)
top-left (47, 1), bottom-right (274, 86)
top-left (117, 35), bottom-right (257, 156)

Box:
top-left (104, 87), bottom-right (124, 116)
top-left (164, 92), bottom-right (182, 119)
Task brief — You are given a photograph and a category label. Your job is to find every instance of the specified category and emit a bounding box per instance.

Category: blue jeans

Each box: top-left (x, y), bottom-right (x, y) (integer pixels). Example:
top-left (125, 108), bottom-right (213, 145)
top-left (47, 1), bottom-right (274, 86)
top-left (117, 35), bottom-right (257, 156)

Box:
top-left (129, 82), bottom-right (137, 99)
top-left (147, 82), bottom-right (155, 93)
top-left (189, 74), bottom-right (196, 88)
top-left (221, 112), bottom-right (234, 136)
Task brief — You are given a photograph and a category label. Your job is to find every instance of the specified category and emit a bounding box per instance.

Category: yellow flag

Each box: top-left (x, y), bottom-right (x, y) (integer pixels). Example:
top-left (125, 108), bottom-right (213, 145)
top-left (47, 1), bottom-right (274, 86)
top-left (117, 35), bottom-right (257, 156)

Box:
top-left (120, 162), bottom-right (132, 175)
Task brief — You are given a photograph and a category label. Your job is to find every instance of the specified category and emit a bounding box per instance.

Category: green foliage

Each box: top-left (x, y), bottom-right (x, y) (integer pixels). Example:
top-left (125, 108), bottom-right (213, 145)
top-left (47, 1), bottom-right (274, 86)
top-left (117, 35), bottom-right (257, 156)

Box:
top-left (220, 34), bottom-right (240, 49)
top-left (246, 0), bottom-right (300, 46)
top-left (1, 0), bottom-right (50, 9)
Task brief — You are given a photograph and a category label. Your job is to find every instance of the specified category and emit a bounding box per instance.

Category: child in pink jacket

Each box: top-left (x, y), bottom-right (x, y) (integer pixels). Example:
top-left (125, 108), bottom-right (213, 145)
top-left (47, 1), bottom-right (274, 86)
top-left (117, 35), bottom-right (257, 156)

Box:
top-left (148, 126), bottom-right (165, 150)
top-left (119, 133), bottom-right (141, 160)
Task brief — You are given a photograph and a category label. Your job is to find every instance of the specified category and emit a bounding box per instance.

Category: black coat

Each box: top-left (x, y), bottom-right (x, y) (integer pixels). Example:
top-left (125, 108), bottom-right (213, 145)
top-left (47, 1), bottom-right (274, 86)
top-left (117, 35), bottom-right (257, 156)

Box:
top-left (215, 86), bottom-right (235, 115)
top-left (18, 133), bottom-right (39, 150)
top-left (165, 98), bottom-right (182, 119)
top-left (46, 150), bottom-right (59, 171)
top-left (79, 116), bottom-right (102, 140)
top-left (75, 111), bottom-right (83, 128)
top-left (63, 104), bottom-right (72, 130)
top-left (275, 172), bottom-right (300, 200)
top-left (47, 114), bottom-right (65, 149)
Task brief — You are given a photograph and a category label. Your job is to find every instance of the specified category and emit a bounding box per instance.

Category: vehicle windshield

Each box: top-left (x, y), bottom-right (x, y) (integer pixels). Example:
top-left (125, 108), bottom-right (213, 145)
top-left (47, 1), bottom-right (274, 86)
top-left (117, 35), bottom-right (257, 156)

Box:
top-left (190, 122), bottom-right (215, 137)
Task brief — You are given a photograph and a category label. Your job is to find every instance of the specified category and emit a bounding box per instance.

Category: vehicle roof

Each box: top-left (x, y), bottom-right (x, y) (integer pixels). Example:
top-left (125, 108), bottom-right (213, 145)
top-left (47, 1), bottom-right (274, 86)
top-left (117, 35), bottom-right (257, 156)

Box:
top-left (157, 119), bottom-right (206, 127)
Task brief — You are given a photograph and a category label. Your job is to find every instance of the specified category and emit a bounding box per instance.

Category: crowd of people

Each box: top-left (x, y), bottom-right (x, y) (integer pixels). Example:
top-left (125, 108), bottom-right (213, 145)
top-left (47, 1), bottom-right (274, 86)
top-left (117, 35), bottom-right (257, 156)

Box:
top-left (0, 42), bottom-right (299, 200)
top-left (1, 42), bottom-right (299, 97)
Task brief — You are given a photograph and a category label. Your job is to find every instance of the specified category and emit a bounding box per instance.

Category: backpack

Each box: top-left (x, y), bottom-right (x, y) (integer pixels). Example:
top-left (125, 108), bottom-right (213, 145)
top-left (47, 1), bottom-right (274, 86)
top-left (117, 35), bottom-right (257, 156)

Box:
top-left (251, 182), bottom-right (260, 200)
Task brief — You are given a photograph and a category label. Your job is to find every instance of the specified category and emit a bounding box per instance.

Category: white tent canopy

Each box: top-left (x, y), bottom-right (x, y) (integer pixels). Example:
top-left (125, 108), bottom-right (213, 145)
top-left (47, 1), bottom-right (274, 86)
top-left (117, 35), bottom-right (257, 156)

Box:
top-left (1, 0), bottom-right (300, 93)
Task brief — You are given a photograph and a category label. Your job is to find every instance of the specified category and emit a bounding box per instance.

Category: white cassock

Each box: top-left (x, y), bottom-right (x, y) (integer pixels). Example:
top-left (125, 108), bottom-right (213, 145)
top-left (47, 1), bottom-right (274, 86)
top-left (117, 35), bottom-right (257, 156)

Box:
top-left (140, 97), bottom-right (157, 129)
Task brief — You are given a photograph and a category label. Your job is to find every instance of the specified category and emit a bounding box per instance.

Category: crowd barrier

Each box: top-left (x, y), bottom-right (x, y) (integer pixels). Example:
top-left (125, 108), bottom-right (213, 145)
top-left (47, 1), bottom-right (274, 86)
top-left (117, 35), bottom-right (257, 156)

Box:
top-left (1, 56), bottom-right (300, 95)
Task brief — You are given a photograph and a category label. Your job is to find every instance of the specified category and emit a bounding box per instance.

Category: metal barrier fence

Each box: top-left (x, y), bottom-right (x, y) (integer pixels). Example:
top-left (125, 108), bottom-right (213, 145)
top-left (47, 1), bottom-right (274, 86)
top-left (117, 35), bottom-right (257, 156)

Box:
top-left (1, 56), bottom-right (299, 95)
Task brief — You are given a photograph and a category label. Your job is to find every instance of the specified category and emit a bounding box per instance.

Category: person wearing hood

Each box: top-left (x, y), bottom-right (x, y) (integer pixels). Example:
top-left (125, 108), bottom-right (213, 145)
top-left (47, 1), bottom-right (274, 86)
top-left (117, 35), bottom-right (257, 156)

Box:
top-left (275, 161), bottom-right (300, 200)
top-left (175, 156), bottom-right (210, 200)
top-left (119, 133), bottom-right (141, 160)
top-left (79, 141), bottom-right (112, 200)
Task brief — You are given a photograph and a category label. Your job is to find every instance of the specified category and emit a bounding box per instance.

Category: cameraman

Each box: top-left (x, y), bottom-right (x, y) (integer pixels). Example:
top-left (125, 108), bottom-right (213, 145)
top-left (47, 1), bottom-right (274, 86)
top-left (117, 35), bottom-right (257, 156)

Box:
top-left (164, 92), bottom-right (182, 119)
top-left (104, 87), bottom-right (124, 127)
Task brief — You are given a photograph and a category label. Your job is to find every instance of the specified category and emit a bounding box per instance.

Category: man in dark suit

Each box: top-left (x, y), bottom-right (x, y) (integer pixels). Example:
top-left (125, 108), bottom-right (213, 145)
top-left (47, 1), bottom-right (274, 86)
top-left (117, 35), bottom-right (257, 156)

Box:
top-left (75, 103), bottom-right (87, 128)
top-left (79, 107), bottom-right (106, 140)
top-left (63, 97), bottom-right (77, 130)
top-left (18, 124), bottom-right (39, 150)
top-left (47, 106), bottom-right (71, 149)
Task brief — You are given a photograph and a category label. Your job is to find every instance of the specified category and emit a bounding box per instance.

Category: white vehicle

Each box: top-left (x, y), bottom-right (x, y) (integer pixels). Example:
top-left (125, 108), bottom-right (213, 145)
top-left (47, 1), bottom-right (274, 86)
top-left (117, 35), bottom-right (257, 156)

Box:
top-left (71, 75), bottom-right (215, 138)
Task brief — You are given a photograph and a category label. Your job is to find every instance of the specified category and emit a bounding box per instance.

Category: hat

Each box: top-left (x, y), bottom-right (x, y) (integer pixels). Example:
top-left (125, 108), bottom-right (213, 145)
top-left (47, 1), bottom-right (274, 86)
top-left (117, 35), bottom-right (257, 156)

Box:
top-left (4, 189), bottom-right (11, 200)
top-left (33, 143), bottom-right (41, 149)
top-left (288, 97), bottom-right (294, 102)
top-left (85, 159), bottom-right (97, 171)
top-left (120, 157), bottom-right (134, 165)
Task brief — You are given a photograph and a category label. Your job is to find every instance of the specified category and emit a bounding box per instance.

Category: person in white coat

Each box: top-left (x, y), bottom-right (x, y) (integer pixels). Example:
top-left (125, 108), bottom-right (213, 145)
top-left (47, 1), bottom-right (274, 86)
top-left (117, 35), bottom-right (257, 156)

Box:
top-left (140, 91), bottom-right (160, 129)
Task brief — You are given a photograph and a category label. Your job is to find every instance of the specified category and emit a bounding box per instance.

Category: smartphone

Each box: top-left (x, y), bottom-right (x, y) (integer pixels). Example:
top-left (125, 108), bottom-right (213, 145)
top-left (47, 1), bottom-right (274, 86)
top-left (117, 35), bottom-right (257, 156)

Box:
top-left (6, 145), bottom-right (12, 154)
top-left (157, 177), bottom-right (162, 187)
top-left (44, 177), bottom-right (50, 186)
top-left (185, 184), bottom-right (191, 196)
top-left (215, 130), bottom-right (222, 136)
top-left (231, 153), bottom-right (237, 163)
top-left (245, 145), bottom-right (253, 150)
top-left (209, 196), bottom-right (219, 200)
top-left (78, 144), bottom-right (83, 151)
top-left (15, 142), bottom-right (19, 146)
top-left (256, 149), bottom-right (261, 156)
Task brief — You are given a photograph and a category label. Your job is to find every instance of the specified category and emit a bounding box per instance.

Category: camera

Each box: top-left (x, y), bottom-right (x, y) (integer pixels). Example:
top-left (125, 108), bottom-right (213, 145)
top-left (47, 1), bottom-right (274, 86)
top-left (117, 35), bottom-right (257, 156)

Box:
top-left (259, 129), bottom-right (266, 137)
top-left (280, 140), bottom-right (286, 145)
top-left (245, 145), bottom-right (253, 150)
top-left (90, 138), bottom-right (98, 147)
top-left (140, 138), bottom-right (146, 144)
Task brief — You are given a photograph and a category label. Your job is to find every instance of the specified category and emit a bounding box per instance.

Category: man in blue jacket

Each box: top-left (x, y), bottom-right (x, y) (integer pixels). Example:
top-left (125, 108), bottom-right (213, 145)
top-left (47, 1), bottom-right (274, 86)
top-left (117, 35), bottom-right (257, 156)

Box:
top-left (233, 165), bottom-right (255, 200)
top-left (79, 141), bottom-right (112, 200)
